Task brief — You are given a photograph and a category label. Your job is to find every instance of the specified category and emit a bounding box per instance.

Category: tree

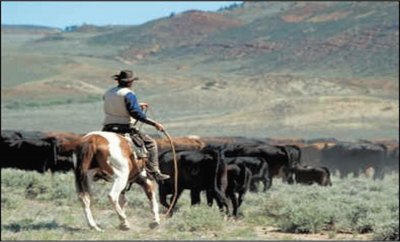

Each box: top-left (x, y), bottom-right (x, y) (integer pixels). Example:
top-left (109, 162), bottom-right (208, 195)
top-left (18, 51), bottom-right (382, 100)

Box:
top-left (64, 25), bottom-right (78, 32)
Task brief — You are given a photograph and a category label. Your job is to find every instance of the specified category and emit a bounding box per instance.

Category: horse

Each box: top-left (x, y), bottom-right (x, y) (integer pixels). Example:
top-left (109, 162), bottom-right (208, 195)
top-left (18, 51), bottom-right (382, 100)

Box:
top-left (73, 131), bottom-right (160, 231)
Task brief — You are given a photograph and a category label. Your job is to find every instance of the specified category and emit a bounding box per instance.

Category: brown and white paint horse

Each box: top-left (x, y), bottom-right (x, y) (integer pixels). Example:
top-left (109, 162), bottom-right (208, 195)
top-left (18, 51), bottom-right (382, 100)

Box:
top-left (74, 131), bottom-right (160, 231)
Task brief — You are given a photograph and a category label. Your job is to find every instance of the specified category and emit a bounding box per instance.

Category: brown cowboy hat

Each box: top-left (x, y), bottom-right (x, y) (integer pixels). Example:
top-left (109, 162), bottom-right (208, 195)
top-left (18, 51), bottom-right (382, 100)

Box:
top-left (112, 70), bottom-right (139, 82)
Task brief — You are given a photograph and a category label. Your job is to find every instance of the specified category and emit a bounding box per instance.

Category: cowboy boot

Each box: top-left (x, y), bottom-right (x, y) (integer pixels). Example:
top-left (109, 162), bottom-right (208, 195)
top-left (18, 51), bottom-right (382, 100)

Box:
top-left (146, 146), bottom-right (170, 181)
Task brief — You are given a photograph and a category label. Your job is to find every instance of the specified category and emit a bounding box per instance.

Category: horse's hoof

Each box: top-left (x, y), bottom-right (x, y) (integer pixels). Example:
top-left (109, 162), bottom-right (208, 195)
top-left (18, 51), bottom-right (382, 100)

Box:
top-left (149, 221), bottom-right (160, 229)
top-left (119, 223), bottom-right (131, 231)
top-left (91, 225), bottom-right (103, 232)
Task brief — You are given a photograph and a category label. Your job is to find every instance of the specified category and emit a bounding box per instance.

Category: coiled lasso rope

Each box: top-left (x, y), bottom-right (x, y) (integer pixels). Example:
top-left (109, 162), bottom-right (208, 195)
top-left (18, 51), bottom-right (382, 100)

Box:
top-left (144, 106), bottom-right (178, 218)
top-left (160, 129), bottom-right (178, 217)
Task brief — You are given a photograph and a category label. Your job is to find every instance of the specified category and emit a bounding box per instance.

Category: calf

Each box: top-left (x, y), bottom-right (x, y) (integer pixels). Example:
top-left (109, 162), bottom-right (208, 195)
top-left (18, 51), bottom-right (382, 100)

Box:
top-left (220, 142), bottom-right (290, 189)
top-left (224, 156), bottom-right (270, 192)
top-left (224, 163), bottom-right (252, 216)
top-left (283, 145), bottom-right (302, 184)
top-left (195, 162), bottom-right (252, 217)
top-left (292, 165), bottom-right (332, 186)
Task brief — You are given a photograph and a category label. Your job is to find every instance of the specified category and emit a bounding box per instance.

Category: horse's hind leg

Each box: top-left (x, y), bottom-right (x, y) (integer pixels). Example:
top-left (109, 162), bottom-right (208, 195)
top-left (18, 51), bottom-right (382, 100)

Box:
top-left (108, 172), bottom-right (131, 230)
top-left (139, 178), bottom-right (160, 227)
top-left (79, 192), bottom-right (102, 231)
top-left (77, 170), bottom-right (102, 231)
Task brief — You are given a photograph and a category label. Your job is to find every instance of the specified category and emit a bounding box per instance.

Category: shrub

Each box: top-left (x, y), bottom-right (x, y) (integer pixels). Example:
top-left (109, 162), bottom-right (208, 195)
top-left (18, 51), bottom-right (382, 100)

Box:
top-left (373, 221), bottom-right (399, 241)
top-left (1, 168), bottom-right (398, 240)
top-left (248, 174), bottom-right (399, 236)
top-left (4, 219), bottom-right (59, 232)
top-left (1, 195), bottom-right (21, 209)
top-left (165, 204), bottom-right (225, 233)
top-left (272, 190), bottom-right (337, 233)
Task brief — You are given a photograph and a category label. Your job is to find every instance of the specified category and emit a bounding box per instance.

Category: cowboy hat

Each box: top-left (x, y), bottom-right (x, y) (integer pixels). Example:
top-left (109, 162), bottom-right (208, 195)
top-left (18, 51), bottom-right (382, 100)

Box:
top-left (112, 70), bottom-right (139, 82)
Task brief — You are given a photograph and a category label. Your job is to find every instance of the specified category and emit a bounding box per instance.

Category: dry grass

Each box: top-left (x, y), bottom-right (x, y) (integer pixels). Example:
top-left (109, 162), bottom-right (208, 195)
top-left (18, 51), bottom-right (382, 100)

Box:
top-left (2, 169), bottom-right (397, 240)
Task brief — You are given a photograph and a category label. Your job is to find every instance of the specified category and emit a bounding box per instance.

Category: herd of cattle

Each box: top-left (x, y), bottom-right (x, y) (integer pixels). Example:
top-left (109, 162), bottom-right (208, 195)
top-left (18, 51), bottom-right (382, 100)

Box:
top-left (1, 129), bottom-right (399, 216)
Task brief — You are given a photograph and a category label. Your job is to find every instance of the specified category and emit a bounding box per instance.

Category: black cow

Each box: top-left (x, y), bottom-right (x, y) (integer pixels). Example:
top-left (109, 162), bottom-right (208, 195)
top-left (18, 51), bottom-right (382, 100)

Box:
top-left (321, 142), bottom-right (387, 179)
top-left (283, 145), bottom-right (302, 184)
top-left (359, 140), bottom-right (399, 176)
top-left (224, 163), bottom-right (252, 216)
top-left (157, 146), bottom-right (229, 215)
top-left (224, 156), bottom-right (269, 192)
top-left (1, 130), bottom-right (58, 173)
top-left (384, 144), bottom-right (399, 174)
top-left (1, 130), bottom-right (78, 173)
top-left (219, 142), bottom-right (290, 189)
top-left (292, 165), bottom-right (332, 186)
top-left (192, 162), bottom-right (252, 217)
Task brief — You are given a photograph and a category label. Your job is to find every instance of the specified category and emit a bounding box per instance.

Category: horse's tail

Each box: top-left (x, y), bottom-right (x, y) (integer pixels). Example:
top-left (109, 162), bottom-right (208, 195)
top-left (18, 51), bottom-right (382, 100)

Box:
top-left (74, 137), bottom-right (95, 195)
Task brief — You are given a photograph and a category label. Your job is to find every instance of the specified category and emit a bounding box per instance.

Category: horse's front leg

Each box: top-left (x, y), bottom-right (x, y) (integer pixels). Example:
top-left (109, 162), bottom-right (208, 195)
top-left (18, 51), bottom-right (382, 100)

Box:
top-left (139, 178), bottom-right (160, 228)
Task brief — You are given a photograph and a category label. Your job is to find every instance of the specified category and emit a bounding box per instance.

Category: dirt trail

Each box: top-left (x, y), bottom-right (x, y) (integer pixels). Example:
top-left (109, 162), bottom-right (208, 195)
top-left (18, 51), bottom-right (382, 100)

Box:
top-left (254, 226), bottom-right (373, 240)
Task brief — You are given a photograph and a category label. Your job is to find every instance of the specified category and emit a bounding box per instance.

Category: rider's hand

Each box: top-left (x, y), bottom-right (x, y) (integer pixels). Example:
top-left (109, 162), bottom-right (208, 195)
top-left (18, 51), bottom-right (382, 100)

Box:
top-left (140, 102), bottom-right (149, 109)
top-left (154, 122), bottom-right (165, 132)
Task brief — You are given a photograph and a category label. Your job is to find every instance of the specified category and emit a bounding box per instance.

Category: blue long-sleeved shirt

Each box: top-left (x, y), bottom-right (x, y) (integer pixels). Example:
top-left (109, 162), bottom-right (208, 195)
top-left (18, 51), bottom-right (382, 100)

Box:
top-left (124, 92), bottom-right (155, 126)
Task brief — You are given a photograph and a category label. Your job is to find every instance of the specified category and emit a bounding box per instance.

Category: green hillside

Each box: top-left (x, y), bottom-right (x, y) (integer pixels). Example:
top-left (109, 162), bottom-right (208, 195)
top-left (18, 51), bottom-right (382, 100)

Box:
top-left (2, 2), bottom-right (398, 86)
top-left (1, 2), bottom-right (398, 140)
top-left (38, 1), bottom-right (396, 79)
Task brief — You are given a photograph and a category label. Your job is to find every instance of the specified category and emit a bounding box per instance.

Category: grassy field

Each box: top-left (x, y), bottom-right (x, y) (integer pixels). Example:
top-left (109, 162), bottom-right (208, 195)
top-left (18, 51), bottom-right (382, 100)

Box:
top-left (1, 6), bottom-right (399, 239)
top-left (1, 168), bottom-right (398, 240)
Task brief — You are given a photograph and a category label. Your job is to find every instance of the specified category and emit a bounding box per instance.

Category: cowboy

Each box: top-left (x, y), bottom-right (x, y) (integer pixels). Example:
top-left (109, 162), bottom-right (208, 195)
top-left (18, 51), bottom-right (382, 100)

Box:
top-left (102, 70), bottom-right (170, 181)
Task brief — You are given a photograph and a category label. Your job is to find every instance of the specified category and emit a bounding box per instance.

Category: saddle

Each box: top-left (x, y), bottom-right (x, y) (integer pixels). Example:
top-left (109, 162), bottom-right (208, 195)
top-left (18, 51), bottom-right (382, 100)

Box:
top-left (123, 133), bottom-right (148, 160)
top-left (102, 124), bottom-right (148, 159)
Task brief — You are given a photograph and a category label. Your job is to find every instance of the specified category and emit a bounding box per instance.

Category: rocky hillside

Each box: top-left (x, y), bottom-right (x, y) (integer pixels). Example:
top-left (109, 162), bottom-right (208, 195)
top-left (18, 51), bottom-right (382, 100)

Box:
top-left (2, 2), bottom-right (398, 83)
top-left (81, 1), bottom-right (399, 79)
top-left (1, 2), bottom-right (398, 140)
